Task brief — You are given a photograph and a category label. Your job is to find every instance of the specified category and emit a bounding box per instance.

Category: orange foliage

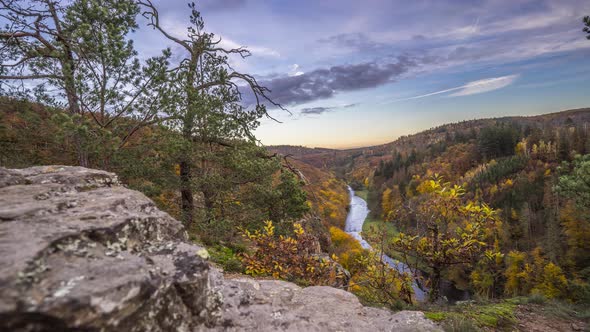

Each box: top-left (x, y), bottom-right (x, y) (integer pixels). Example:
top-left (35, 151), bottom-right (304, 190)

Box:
top-left (240, 221), bottom-right (345, 285)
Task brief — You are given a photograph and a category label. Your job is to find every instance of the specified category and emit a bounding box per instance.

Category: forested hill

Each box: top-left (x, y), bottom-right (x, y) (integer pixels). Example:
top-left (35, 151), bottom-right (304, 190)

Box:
top-left (267, 145), bottom-right (337, 157)
top-left (285, 106), bottom-right (590, 305)
top-left (275, 108), bottom-right (590, 172)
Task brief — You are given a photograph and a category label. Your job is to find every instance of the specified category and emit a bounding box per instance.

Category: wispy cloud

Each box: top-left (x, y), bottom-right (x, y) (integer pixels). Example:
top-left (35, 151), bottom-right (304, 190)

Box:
top-left (218, 36), bottom-right (280, 58)
top-left (300, 107), bottom-right (331, 115)
top-left (300, 103), bottom-right (357, 116)
top-left (384, 74), bottom-right (519, 103)
top-left (450, 75), bottom-right (519, 96)
top-left (158, 17), bottom-right (280, 59)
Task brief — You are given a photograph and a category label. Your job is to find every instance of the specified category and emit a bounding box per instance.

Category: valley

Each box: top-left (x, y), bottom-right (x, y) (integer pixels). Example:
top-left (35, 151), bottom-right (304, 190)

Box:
top-left (269, 108), bottom-right (590, 330)
top-left (2, 1), bottom-right (590, 330)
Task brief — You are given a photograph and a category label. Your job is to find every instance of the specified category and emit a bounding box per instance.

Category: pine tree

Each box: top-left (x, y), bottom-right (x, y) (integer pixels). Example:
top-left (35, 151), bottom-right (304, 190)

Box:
top-left (140, 1), bottom-right (283, 225)
top-left (1, 0), bottom-right (170, 167)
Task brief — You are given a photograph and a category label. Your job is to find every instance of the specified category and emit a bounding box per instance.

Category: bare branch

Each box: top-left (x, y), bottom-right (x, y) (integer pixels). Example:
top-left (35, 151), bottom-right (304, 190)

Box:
top-left (138, 0), bottom-right (192, 53)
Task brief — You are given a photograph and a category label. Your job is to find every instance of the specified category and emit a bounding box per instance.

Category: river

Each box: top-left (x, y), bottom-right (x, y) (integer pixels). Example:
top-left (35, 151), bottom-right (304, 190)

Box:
top-left (344, 186), bottom-right (427, 302)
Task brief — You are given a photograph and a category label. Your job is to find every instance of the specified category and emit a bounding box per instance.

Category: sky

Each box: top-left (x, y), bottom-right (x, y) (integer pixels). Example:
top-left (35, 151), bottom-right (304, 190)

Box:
top-left (134, 0), bottom-right (590, 148)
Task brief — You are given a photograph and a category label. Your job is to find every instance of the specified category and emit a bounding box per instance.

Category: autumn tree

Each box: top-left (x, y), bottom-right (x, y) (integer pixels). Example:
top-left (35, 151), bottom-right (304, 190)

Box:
top-left (542, 180), bottom-right (562, 263)
top-left (504, 248), bottom-right (568, 299)
top-left (350, 252), bottom-right (414, 306)
top-left (390, 176), bottom-right (498, 302)
top-left (0, 0), bottom-right (170, 167)
top-left (381, 186), bottom-right (403, 222)
top-left (470, 249), bottom-right (504, 299)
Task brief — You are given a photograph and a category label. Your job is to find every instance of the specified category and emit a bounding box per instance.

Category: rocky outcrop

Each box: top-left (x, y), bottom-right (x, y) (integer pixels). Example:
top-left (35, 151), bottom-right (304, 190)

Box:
top-left (218, 278), bottom-right (440, 331)
top-left (0, 166), bottom-right (441, 332)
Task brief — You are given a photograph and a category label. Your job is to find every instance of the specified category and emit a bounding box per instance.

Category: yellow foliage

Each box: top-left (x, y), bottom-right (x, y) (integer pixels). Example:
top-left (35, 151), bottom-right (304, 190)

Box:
top-left (241, 221), bottom-right (344, 286)
top-left (504, 248), bottom-right (568, 299)
top-left (329, 226), bottom-right (364, 270)
top-left (349, 252), bottom-right (414, 305)
top-left (504, 251), bottom-right (530, 297)
top-left (532, 262), bottom-right (567, 299)
top-left (489, 184), bottom-right (498, 195)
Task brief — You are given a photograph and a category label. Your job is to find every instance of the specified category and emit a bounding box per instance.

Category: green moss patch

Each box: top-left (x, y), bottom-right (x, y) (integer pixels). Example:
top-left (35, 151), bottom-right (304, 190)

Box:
top-left (423, 301), bottom-right (517, 331)
top-left (208, 245), bottom-right (244, 273)
top-left (425, 312), bottom-right (447, 322)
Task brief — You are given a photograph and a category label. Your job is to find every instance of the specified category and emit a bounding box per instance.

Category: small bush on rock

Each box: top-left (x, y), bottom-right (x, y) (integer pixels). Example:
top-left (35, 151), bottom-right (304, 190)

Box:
top-left (240, 221), bottom-right (345, 286)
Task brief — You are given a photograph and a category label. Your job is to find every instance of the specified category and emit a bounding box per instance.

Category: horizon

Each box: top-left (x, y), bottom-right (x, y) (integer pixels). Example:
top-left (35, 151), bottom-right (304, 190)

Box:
top-left (266, 106), bottom-right (590, 150)
top-left (130, 0), bottom-right (590, 148)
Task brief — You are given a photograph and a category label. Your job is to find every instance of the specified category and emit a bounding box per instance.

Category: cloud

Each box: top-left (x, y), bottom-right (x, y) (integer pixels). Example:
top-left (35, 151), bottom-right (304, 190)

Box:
top-left (449, 74), bottom-right (519, 96)
top-left (300, 107), bottom-right (331, 115)
top-left (288, 64), bottom-right (304, 77)
top-left (384, 74), bottom-right (519, 103)
top-left (218, 36), bottom-right (280, 58)
top-left (255, 56), bottom-right (422, 106)
top-left (318, 32), bottom-right (384, 52)
top-left (300, 103), bottom-right (357, 116)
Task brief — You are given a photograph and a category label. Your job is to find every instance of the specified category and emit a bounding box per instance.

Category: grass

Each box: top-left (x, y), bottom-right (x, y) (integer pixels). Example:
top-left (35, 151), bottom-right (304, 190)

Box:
top-left (360, 215), bottom-right (431, 272)
top-left (423, 301), bottom-right (517, 331)
top-left (362, 215), bottom-right (399, 237)
top-left (423, 297), bottom-right (590, 332)
top-left (506, 296), bottom-right (590, 321)
top-left (355, 189), bottom-right (368, 201)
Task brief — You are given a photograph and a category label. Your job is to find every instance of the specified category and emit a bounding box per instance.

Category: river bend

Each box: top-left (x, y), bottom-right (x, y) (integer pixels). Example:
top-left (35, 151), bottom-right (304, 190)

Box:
top-left (344, 186), bottom-right (426, 302)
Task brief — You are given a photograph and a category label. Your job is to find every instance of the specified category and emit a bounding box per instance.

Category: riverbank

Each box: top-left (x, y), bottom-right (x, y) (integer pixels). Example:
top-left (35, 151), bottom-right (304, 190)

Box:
top-left (344, 186), bottom-right (426, 301)
top-left (362, 216), bottom-right (399, 238)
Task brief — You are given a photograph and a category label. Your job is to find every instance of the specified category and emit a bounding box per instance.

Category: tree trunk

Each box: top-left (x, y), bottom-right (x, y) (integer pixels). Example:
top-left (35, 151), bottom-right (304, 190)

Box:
top-left (180, 160), bottom-right (193, 225)
top-left (203, 189), bottom-right (215, 224)
top-left (430, 223), bottom-right (441, 302)
top-left (49, 1), bottom-right (88, 167)
top-left (430, 266), bottom-right (441, 303)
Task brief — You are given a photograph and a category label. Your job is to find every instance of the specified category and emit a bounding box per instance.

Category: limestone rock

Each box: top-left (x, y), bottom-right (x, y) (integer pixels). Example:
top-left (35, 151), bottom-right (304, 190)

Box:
top-left (0, 166), bottom-right (441, 332)
top-left (215, 278), bottom-right (441, 331)
top-left (0, 166), bottom-right (222, 331)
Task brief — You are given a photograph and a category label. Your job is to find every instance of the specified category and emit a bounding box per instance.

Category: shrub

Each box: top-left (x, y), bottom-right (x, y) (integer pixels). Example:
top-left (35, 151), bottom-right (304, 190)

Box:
top-left (209, 245), bottom-right (244, 273)
top-left (329, 226), bottom-right (365, 271)
top-left (569, 279), bottom-right (590, 304)
top-left (504, 248), bottom-right (568, 299)
top-left (240, 221), bottom-right (345, 286)
top-left (349, 252), bottom-right (414, 306)
top-left (532, 262), bottom-right (567, 299)
top-left (526, 293), bottom-right (546, 304)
